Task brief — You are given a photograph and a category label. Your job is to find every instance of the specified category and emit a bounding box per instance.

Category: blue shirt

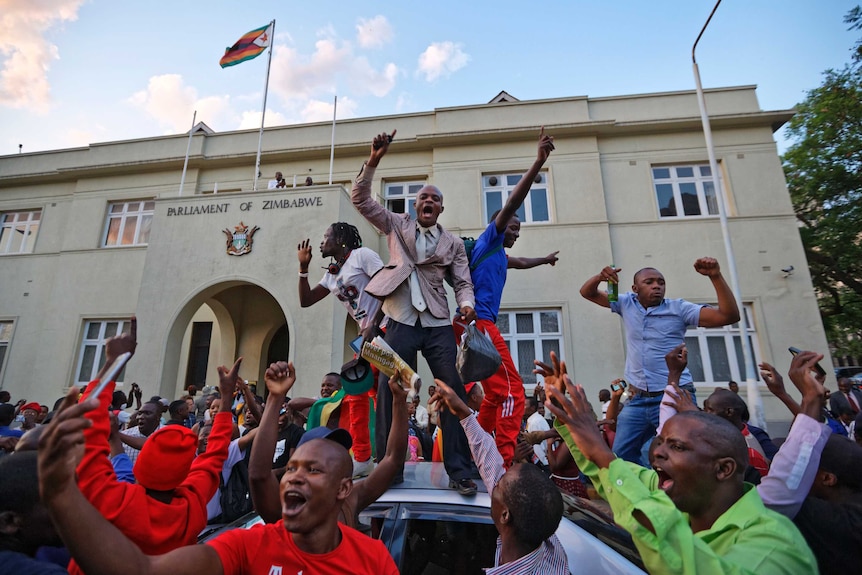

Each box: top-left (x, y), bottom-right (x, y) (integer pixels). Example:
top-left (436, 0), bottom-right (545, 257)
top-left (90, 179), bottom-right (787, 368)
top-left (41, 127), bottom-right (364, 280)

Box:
top-left (610, 292), bottom-right (703, 392)
top-left (0, 425), bottom-right (24, 438)
top-left (471, 222), bottom-right (508, 322)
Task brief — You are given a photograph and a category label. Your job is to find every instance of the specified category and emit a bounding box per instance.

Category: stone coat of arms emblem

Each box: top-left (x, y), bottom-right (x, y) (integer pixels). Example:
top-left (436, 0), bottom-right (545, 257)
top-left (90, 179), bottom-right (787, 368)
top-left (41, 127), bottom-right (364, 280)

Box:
top-left (223, 221), bottom-right (260, 256)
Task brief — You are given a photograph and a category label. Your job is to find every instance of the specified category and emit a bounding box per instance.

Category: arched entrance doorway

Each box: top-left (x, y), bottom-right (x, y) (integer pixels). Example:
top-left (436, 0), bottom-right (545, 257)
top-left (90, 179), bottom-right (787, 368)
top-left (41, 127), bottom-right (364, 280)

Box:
top-left (163, 281), bottom-right (289, 399)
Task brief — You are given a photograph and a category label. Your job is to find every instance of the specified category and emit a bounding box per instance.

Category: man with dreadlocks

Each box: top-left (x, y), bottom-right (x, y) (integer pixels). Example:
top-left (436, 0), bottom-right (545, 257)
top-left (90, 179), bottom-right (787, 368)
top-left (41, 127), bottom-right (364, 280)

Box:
top-left (298, 222), bottom-right (384, 478)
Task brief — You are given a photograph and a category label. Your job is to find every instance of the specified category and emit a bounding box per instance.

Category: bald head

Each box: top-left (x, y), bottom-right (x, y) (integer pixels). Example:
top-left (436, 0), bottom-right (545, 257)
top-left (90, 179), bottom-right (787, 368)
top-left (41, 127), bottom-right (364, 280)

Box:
top-left (705, 389), bottom-right (747, 426)
top-left (674, 411), bottom-right (748, 476)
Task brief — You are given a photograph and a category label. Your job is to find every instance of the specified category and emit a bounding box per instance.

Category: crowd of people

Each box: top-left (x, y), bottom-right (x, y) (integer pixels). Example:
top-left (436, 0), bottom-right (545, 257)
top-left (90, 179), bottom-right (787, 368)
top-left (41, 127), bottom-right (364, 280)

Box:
top-left (0, 129), bottom-right (859, 574)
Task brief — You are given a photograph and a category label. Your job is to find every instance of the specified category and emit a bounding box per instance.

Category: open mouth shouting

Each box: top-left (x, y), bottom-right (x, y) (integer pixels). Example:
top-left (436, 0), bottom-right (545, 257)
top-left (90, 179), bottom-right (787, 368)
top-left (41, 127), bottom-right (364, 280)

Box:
top-left (654, 466), bottom-right (674, 493)
top-left (282, 489), bottom-right (308, 518)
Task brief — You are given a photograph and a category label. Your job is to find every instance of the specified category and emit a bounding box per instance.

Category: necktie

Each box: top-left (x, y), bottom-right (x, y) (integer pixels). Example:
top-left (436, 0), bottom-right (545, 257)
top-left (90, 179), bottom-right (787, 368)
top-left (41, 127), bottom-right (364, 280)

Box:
top-left (410, 230), bottom-right (429, 312)
top-left (847, 392), bottom-right (859, 413)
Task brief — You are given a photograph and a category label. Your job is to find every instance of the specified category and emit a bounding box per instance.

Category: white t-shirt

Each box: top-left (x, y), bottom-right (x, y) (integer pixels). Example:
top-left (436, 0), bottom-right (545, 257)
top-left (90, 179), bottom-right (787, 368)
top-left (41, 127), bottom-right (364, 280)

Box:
top-left (526, 411), bottom-right (550, 465)
top-left (318, 247), bottom-right (385, 331)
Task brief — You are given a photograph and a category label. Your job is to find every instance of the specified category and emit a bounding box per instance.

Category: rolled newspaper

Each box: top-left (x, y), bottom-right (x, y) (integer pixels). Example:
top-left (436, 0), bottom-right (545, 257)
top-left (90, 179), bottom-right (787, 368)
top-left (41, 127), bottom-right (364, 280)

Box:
top-left (361, 337), bottom-right (421, 390)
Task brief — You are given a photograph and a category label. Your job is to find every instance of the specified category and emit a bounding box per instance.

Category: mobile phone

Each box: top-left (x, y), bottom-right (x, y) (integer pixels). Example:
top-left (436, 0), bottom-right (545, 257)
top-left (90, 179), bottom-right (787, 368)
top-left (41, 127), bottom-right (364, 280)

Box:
top-left (611, 380), bottom-right (628, 392)
top-left (349, 335), bottom-right (364, 354)
top-left (788, 347), bottom-right (827, 377)
top-left (89, 352), bottom-right (133, 399)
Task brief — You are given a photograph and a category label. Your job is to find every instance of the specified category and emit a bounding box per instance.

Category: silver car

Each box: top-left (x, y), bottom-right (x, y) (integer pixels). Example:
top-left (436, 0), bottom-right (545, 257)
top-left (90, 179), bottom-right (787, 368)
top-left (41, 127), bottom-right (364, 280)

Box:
top-left (200, 461), bottom-right (644, 574)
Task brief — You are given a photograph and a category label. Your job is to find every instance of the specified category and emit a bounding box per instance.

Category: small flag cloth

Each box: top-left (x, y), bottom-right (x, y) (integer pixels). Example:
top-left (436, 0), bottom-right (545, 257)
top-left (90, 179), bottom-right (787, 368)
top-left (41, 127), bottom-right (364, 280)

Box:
top-left (219, 23), bottom-right (272, 68)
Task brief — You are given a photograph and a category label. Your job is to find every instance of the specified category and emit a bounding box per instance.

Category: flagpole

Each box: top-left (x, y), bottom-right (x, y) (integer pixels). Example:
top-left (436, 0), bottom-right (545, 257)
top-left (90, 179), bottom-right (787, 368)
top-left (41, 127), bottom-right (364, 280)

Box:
top-left (328, 95), bottom-right (337, 184)
top-left (253, 19), bottom-right (275, 192)
top-left (178, 110), bottom-right (197, 196)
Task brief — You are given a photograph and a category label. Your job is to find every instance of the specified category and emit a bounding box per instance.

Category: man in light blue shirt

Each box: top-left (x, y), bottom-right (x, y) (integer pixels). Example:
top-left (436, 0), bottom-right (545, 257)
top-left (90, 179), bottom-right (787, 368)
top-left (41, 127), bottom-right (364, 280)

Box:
top-left (580, 257), bottom-right (739, 465)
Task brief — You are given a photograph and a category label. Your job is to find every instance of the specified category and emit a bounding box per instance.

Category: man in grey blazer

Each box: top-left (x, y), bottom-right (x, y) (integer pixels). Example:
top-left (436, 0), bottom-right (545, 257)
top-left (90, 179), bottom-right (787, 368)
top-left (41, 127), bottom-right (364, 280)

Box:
top-left (352, 129), bottom-right (479, 494)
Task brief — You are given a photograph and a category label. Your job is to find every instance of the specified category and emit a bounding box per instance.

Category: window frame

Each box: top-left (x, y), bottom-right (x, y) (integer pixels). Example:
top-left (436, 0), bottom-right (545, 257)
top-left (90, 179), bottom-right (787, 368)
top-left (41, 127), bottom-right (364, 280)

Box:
top-left (482, 171), bottom-right (552, 225)
top-left (496, 308), bottom-right (564, 393)
top-left (75, 319), bottom-right (132, 386)
top-left (0, 319), bottom-right (15, 383)
top-left (383, 181), bottom-right (426, 219)
top-left (102, 200), bottom-right (155, 247)
top-left (0, 209), bottom-right (41, 255)
top-left (684, 304), bottom-right (761, 386)
top-left (651, 163), bottom-right (722, 219)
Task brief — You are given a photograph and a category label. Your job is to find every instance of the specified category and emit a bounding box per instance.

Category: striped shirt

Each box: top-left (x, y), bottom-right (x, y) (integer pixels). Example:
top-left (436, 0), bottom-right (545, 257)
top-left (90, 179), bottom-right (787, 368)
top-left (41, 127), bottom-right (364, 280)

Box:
top-left (120, 424), bottom-right (162, 463)
top-left (460, 414), bottom-right (570, 575)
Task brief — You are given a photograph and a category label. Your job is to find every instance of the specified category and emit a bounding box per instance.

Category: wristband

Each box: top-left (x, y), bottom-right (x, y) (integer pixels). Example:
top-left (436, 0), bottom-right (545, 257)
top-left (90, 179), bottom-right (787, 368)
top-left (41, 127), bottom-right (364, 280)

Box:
top-left (298, 272), bottom-right (309, 278)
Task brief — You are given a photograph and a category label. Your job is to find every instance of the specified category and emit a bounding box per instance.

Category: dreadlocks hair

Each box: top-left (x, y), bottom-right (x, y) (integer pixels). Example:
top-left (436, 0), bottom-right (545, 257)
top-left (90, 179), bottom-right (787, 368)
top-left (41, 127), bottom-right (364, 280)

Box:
top-left (330, 222), bottom-right (363, 250)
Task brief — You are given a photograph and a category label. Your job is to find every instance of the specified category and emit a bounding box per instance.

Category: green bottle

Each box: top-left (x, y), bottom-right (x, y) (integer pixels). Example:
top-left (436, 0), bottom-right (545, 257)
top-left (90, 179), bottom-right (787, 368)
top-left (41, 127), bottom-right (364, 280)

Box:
top-left (607, 264), bottom-right (618, 302)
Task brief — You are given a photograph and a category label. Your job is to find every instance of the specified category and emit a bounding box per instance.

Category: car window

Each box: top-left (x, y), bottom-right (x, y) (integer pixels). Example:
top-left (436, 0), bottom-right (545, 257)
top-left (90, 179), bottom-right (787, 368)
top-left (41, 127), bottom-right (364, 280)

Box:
top-left (389, 503), bottom-right (498, 575)
top-left (357, 503), bottom-right (398, 547)
top-left (560, 493), bottom-right (644, 570)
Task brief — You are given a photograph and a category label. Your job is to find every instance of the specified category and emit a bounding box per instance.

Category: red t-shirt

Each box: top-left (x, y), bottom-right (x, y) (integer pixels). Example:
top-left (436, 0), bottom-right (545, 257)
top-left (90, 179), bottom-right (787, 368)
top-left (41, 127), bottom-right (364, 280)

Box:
top-left (208, 521), bottom-right (398, 575)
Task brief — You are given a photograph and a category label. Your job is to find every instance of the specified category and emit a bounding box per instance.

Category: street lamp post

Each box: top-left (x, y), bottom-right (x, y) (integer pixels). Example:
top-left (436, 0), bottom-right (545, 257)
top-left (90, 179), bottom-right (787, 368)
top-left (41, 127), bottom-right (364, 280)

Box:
top-left (692, 0), bottom-right (766, 428)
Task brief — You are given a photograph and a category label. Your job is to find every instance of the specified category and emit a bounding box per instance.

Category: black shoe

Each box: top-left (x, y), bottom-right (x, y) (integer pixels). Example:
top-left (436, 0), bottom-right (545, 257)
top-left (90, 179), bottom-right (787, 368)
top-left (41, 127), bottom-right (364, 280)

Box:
top-left (449, 478), bottom-right (477, 496)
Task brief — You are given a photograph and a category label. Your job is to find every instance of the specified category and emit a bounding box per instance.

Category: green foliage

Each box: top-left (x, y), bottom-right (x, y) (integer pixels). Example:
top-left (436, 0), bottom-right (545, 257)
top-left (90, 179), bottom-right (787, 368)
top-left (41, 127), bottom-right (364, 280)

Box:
top-left (783, 6), bottom-right (862, 359)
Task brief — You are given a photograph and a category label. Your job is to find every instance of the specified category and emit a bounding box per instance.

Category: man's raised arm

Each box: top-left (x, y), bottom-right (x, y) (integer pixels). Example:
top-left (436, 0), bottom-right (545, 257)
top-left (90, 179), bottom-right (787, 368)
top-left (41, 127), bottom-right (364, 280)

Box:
top-left (493, 127), bottom-right (554, 233)
top-left (758, 350), bottom-right (832, 519)
top-left (355, 371), bottom-right (409, 510)
top-left (351, 130), bottom-right (397, 234)
top-left (249, 361), bottom-right (296, 524)
top-left (694, 257), bottom-right (740, 327)
top-left (580, 265), bottom-right (621, 309)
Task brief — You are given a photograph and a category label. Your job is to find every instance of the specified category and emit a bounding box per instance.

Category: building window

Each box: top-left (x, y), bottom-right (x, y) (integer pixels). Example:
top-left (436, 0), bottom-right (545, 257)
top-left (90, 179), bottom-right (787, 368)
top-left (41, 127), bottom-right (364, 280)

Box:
top-left (384, 182), bottom-right (425, 219)
top-left (652, 164), bottom-right (720, 218)
top-left (685, 305), bottom-right (760, 386)
top-left (0, 321), bottom-right (13, 376)
top-left (103, 201), bottom-right (155, 247)
top-left (0, 210), bottom-right (40, 254)
top-left (76, 320), bottom-right (132, 385)
top-left (483, 172), bottom-right (551, 224)
top-left (496, 309), bottom-right (564, 389)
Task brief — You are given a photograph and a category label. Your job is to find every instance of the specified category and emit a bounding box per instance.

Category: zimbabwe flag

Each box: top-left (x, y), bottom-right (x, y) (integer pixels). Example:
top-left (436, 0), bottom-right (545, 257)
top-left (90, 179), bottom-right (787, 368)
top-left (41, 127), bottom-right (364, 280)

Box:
top-left (219, 23), bottom-right (272, 68)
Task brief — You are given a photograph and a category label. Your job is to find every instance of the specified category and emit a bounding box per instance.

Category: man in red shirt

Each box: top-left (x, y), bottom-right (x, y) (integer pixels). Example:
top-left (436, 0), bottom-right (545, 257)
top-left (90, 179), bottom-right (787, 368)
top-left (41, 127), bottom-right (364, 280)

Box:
top-left (39, 379), bottom-right (398, 575)
top-left (69, 318), bottom-right (238, 575)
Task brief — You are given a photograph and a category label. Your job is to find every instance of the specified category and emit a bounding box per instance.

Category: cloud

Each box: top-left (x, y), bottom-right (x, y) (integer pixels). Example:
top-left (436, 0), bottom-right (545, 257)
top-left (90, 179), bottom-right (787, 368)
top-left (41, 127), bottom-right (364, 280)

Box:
top-left (356, 15), bottom-right (393, 49)
top-left (417, 41), bottom-right (469, 82)
top-left (300, 96), bottom-right (359, 123)
top-left (395, 92), bottom-right (413, 113)
top-left (128, 74), bottom-right (233, 134)
top-left (237, 109), bottom-right (290, 130)
top-left (271, 36), bottom-right (398, 103)
top-left (0, 0), bottom-right (85, 112)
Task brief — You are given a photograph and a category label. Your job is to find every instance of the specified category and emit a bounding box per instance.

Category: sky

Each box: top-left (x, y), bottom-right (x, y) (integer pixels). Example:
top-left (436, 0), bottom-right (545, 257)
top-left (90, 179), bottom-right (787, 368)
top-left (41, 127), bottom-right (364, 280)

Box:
top-left (0, 0), bottom-right (858, 158)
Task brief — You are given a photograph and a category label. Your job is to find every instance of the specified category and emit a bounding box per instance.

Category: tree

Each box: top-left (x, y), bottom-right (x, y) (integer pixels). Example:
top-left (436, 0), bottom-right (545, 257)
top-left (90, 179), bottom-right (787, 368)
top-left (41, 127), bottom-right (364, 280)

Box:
top-left (783, 6), bottom-right (862, 362)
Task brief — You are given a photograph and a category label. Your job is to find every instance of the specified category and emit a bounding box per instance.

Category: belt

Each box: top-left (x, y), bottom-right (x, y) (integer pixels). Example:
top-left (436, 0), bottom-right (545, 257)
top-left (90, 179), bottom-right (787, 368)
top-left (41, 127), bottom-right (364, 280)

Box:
top-left (629, 386), bottom-right (664, 398)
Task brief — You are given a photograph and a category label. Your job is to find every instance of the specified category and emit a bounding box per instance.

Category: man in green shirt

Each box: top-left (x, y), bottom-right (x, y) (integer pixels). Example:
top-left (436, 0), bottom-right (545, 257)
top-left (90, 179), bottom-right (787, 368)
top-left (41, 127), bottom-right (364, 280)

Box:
top-left (537, 354), bottom-right (818, 575)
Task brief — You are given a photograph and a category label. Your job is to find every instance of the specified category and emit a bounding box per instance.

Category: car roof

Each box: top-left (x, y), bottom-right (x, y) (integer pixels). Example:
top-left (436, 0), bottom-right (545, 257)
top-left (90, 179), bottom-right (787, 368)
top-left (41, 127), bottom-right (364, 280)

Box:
top-left (835, 366), bottom-right (862, 377)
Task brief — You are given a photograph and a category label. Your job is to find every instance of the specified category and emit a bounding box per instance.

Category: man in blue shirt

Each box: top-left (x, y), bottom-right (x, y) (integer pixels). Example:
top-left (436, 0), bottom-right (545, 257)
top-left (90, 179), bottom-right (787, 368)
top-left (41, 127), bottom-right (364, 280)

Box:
top-left (580, 258), bottom-right (739, 464)
top-left (455, 128), bottom-right (557, 468)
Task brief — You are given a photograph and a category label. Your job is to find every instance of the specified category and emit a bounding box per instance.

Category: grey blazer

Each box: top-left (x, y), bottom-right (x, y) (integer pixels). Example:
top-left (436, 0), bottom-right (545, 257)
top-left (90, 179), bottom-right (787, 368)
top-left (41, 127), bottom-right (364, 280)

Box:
top-left (351, 163), bottom-right (474, 320)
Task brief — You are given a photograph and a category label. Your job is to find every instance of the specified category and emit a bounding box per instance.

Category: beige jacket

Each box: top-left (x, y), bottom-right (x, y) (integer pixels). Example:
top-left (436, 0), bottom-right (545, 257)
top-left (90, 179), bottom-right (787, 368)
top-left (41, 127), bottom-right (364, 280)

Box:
top-left (351, 163), bottom-right (474, 320)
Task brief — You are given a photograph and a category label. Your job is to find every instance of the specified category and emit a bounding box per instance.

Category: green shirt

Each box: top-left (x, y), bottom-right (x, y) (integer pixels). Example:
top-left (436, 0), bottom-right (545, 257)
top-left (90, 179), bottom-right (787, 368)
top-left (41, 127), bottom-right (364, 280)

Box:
top-left (554, 420), bottom-right (818, 575)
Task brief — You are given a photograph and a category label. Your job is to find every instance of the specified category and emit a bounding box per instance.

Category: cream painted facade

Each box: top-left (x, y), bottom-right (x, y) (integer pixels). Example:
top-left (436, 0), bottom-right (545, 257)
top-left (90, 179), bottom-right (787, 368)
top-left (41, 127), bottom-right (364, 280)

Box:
top-left (0, 86), bottom-right (827, 433)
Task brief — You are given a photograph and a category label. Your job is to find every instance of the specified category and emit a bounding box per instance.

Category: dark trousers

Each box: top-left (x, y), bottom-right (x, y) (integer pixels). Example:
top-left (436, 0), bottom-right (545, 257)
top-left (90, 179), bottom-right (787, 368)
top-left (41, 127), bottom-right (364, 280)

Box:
top-left (376, 319), bottom-right (475, 481)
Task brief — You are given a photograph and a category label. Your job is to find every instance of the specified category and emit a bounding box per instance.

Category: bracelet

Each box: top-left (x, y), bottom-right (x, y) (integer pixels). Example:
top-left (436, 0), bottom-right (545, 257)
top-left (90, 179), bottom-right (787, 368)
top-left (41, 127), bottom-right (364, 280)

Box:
top-left (298, 272), bottom-right (309, 278)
